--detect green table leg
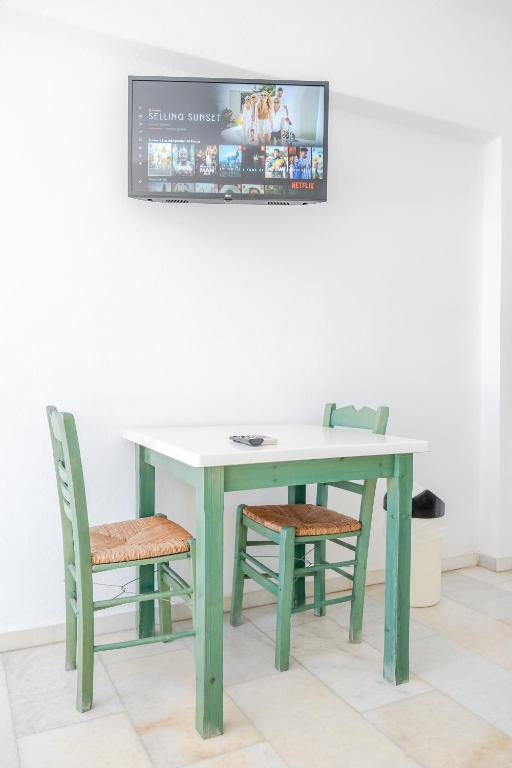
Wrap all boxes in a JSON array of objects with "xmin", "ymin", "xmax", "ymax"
[
  {"xmin": 289, "ymin": 484, "xmax": 306, "ymax": 608},
  {"xmin": 383, "ymin": 453, "xmax": 413, "ymax": 684},
  {"xmin": 135, "ymin": 445, "xmax": 155, "ymax": 638},
  {"xmin": 195, "ymin": 466, "xmax": 224, "ymax": 738}
]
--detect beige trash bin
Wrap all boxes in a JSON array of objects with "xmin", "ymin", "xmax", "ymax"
[
  {"xmin": 410, "ymin": 516, "xmax": 444, "ymax": 608},
  {"xmin": 383, "ymin": 487, "xmax": 445, "ymax": 608}
]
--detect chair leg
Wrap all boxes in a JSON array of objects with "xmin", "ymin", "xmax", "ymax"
[
  {"xmin": 289, "ymin": 485, "xmax": 306, "ymax": 609},
  {"xmin": 313, "ymin": 541, "xmax": 326, "ymax": 617},
  {"xmin": 158, "ymin": 563, "xmax": 172, "ymax": 639},
  {"xmin": 349, "ymin": 480, "xmax": 377, "ymax": 643},
  {"xmin": 65, "ymin": 570, "xmax": 77, "ymax": 670},
  {"xmin": 76, "ymin": 590, "xmax": 94, "ymax": 712},
  {"xmin": 275, "ymin": 526, "xmax": 295, "ymax": 672},
  {"xmin": 190, "ymin": 539, "xmax": 196, "ymax": 628},
  {"xmin": 230, "ymin": 505, "xmax": 248, "ymax": 627}
]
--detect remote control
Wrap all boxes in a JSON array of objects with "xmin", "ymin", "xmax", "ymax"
[
  {"xmin": 230, "ymin": 435, "xmax": 277, "ymax": 447},
  {"xmin": 230, "ymin": 435, "xmax": 264, "ymax": 446}
]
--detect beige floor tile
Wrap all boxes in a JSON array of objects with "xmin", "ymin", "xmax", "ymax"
[
  {"xmin": 243, "ymin": 603, "xmax": 316, "ymax": 634},
  {"xmin": 410, "ymin": 597, "xmax": 512, "ymax": 669},
  {"xmin": 97, "ymin": 628, "xmax": 186, "ymax": 666},
  {"xmin": 17, "ymin": 712, "xmax": 151, "ymax": 768},
  {"xmin": 4, "ymin": 642, "xmax": 123, "ymax": 737},
  {"xmin": 182, "ymin": 616, "xmax": 280, "ymax": 687},
  {"xmin": 268, "ymin": 615, "xmax": 349, "ymax": 652},
  {"xmin": 311, "ymin": 593, "xmax": 436, "ymax": 652},
  {"xmin": 186, "ymin": 742, "xmax": 288, "ymax": 768},
  {"xmin": 441, "ymin": 572, "xmax": 512, "ymax": 620},
  {"xmin": 284, "ymin": 618, "xmax": 430, "ymax": 711},
  {"xmin": 366, "ymin": 583, "xmax": 386, "ymax": 599},
  {"xmin": 106, "ymin": 649, "xmax": 262, "ymax": 768},
  {"xmin": 411, "ymin": 633, "xmax": 512, "ymax": 736},
  {"xmin": 0, "ymin": 681, "xmax": 19, "ymax": 768},
  {"xmin": 462, "ymin": 566, "xmax": 512, "ymax": 586},
  {"xmin": 228, "ymin": 667, "xmax": 419, "ymax": 767},
  {"xmin": 366, "ymin": 690, "xmax": 512, "ymax": 768}
]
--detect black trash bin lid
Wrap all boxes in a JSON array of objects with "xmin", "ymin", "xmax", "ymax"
[{"xmin": 383, "ymin": 489, "xmax": 445, "ymax": 518}]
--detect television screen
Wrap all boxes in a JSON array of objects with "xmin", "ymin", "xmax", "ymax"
[{"xmin": 129, "ymin": 77, "xmax": 328, "ymax": 204}]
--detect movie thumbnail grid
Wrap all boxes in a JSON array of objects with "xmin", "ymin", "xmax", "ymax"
[
  {"xmin": 146, "ymin": 181, "xmax": 287, "ymax": 195},
  {"xmin": 147, "ymin": 141, "xmax": 324, "ymax": 182}
]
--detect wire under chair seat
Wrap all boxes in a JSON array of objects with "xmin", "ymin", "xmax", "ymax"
[{"xmin": 239, "ymin": 540, "xmax": 356, "ymax": 605}]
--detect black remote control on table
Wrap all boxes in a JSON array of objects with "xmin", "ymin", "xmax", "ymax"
[{"xmin": 230, "ymin": 435, "xmax": 265, "ymax": 447}]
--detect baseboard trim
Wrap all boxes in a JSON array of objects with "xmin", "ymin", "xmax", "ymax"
[
  {"xmin": 0, "ymin": 553, "xmax": 479, "ymax": 652},
  {"xmin": 478, "ymin": 554, "xmax": 512, "ymax": 572},
  {"xmin": 442, "ymin": 552, "xmax": 479, "ymax": 571}
]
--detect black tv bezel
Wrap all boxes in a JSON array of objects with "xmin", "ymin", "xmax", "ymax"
[{"xmin": 128, "ymin": 76, "xmax": 329, "ymax": 205}]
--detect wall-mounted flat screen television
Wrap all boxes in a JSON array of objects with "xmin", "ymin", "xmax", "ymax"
[{"xmin": 129, "ymin": 76, "xmax": 328, "ymax": 204}]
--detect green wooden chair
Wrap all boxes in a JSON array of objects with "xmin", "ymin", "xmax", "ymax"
[
  {"xmin": 230, "ymin": 403, "xmax": 389, "ymax": 671},
  {"xmin": 47, "ymin": 406, "xmax": 196, "ymax": 712}
]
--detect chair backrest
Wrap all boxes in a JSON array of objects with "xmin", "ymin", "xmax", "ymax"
[
  {"xmin": 317, "ymin": 403, "xmax": 389, "ymax": 508},
  {"xmin": 323, "ymin": 403, "xmax": 389, "ymax": 435},
  {"xmin": 46, "ymin": 406, "xmax": 92, "ymax": 576}
]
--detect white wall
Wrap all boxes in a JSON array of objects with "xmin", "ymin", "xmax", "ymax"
[{"xmin": 0, "ymin": 9, "xmax": 486, "ymax": 633}]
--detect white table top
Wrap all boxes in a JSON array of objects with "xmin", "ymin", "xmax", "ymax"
[{"xmin": 123, "ymin": 423, "xmax": 429, "ymax": 468}]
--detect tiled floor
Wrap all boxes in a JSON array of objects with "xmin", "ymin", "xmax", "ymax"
[{"xmin": 4, "ymin": 566, "xmax": 512, "ymax": 767}]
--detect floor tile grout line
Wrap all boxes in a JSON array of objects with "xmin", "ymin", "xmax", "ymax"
[
  {"xmin": 8, "ymin": 567, "xmax": 512, "ymax": 765},
  {"xmin": 406, "ymin": 636, "xmax": 512, "ymax": 735},
  {"xmin": 15, "ymin": 708, "xmax": 134, "ymax": 743},
  {"xmin": 220, "ymin": 696, "xmax": 294, "ymax": 768},
  {"xmin": 362, "ymin": 684, "xmax": 512, "ymax": 763},
  {"xmin": 98, "ymin": 652, "xmax": 157, "ymax": 767},
  {"xmin": 100, "ymin": 633, "xmax": 277, "ymax": 768},
  {"xmin": 458, "ymin": 572, "xmax": 512, "ymax": 590},
  {"xmin": 360, "ymin": 690, "xmax": 435, "ymax": 768},
  {"xmin": 438, "ymin": 589, "xmax": 512, "ymax": 618},
  {"xmin": 240, "ymin": 609, "xmax": 435, "ymax": 766},
  {"xmin": 361, "ymin": 588, "xmax": 512, "ymax": 667},
  {"xmin": 360, "ymin": 686, "xmax": 434, "ymax": 717},
  {"xmin": 439, "ymin": 574, "xmax": 512, "ymax": 618},
  {"xmin": 226, "ymin": 646, "xmax": 421, "ymax": 768},
  {"xmin": 5, "ymin": 642, "xmax": 127, "ymax": 741},
  {"xmin": 408, "ymin": 620, "xmax": 512, "ymax": 677},
  {"xmin": 1, "ymin": 655, "xmax": 22, "ymax": 768}
]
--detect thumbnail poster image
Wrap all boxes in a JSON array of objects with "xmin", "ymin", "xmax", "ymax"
[
  {"xmin": 265, "ymin": 184, "xmax": 285, "ymax": 195},
  {"xmin": 219, "ymin": 145, "xmax": 242, "ymax": 177},
  {"xmin": 148, "ymin": 142, "xmax": 173, "ymax": 176},
  {"xmin": 242, "ymin": 184, "xmax": 264, "ymax": 195},
  {"xmin": 265, "ymin": 146, "xmax": 288, "ymax": 179},
  {"xmin": 312, "ymin": 148, "xmax": 324, "ymax": 179},
  {"xmin": 242, "ymin": 146, "xmax": 265, "ymax": 178},
  {"xmin": 172, "ymin": 182, "xmax": 194, "ymax": 192},
  {"xmin": 288, "ymin": 147, "xmax": 312, "ymax": 180},
  {"xmin": 196, "ymin": 145, "xmax": 218, "ymax": 177},
  {"xmin": 148, "ymin": 180, "xmax": 172, "ymax": 192},
  {"xmin": 195, "ymin": 183, "xmax": 218, "ymax": 193},
  {"xmin": 219, "ymin": 184, "xmax": 241, "ymax": 194},
  {"xmin": 172, "ymin": 143, "xmax": 195, "ymax": 176}
]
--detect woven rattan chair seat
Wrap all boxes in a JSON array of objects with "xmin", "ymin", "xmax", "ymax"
[
  {"xmin": 90, "ymin": 516, "xmax": 192, "ymax": 565},
  {"xmin": 243, "ymin": 504, "xmax": 361, "ymax": 538}
]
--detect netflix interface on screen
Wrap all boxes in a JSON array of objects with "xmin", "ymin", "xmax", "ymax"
[{"xmin": 130, "ymin": 79, "xmax": 327, "ymax": 200}]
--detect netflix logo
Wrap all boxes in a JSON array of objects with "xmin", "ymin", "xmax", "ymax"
[{"xmin": 291, "ymin": 181, "xmax": 315, "ymax": 190}]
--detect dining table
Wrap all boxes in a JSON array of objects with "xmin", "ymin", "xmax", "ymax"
[{"xmin": 123, "ymin": 422, "xmax": 428, "ymax": 738}]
